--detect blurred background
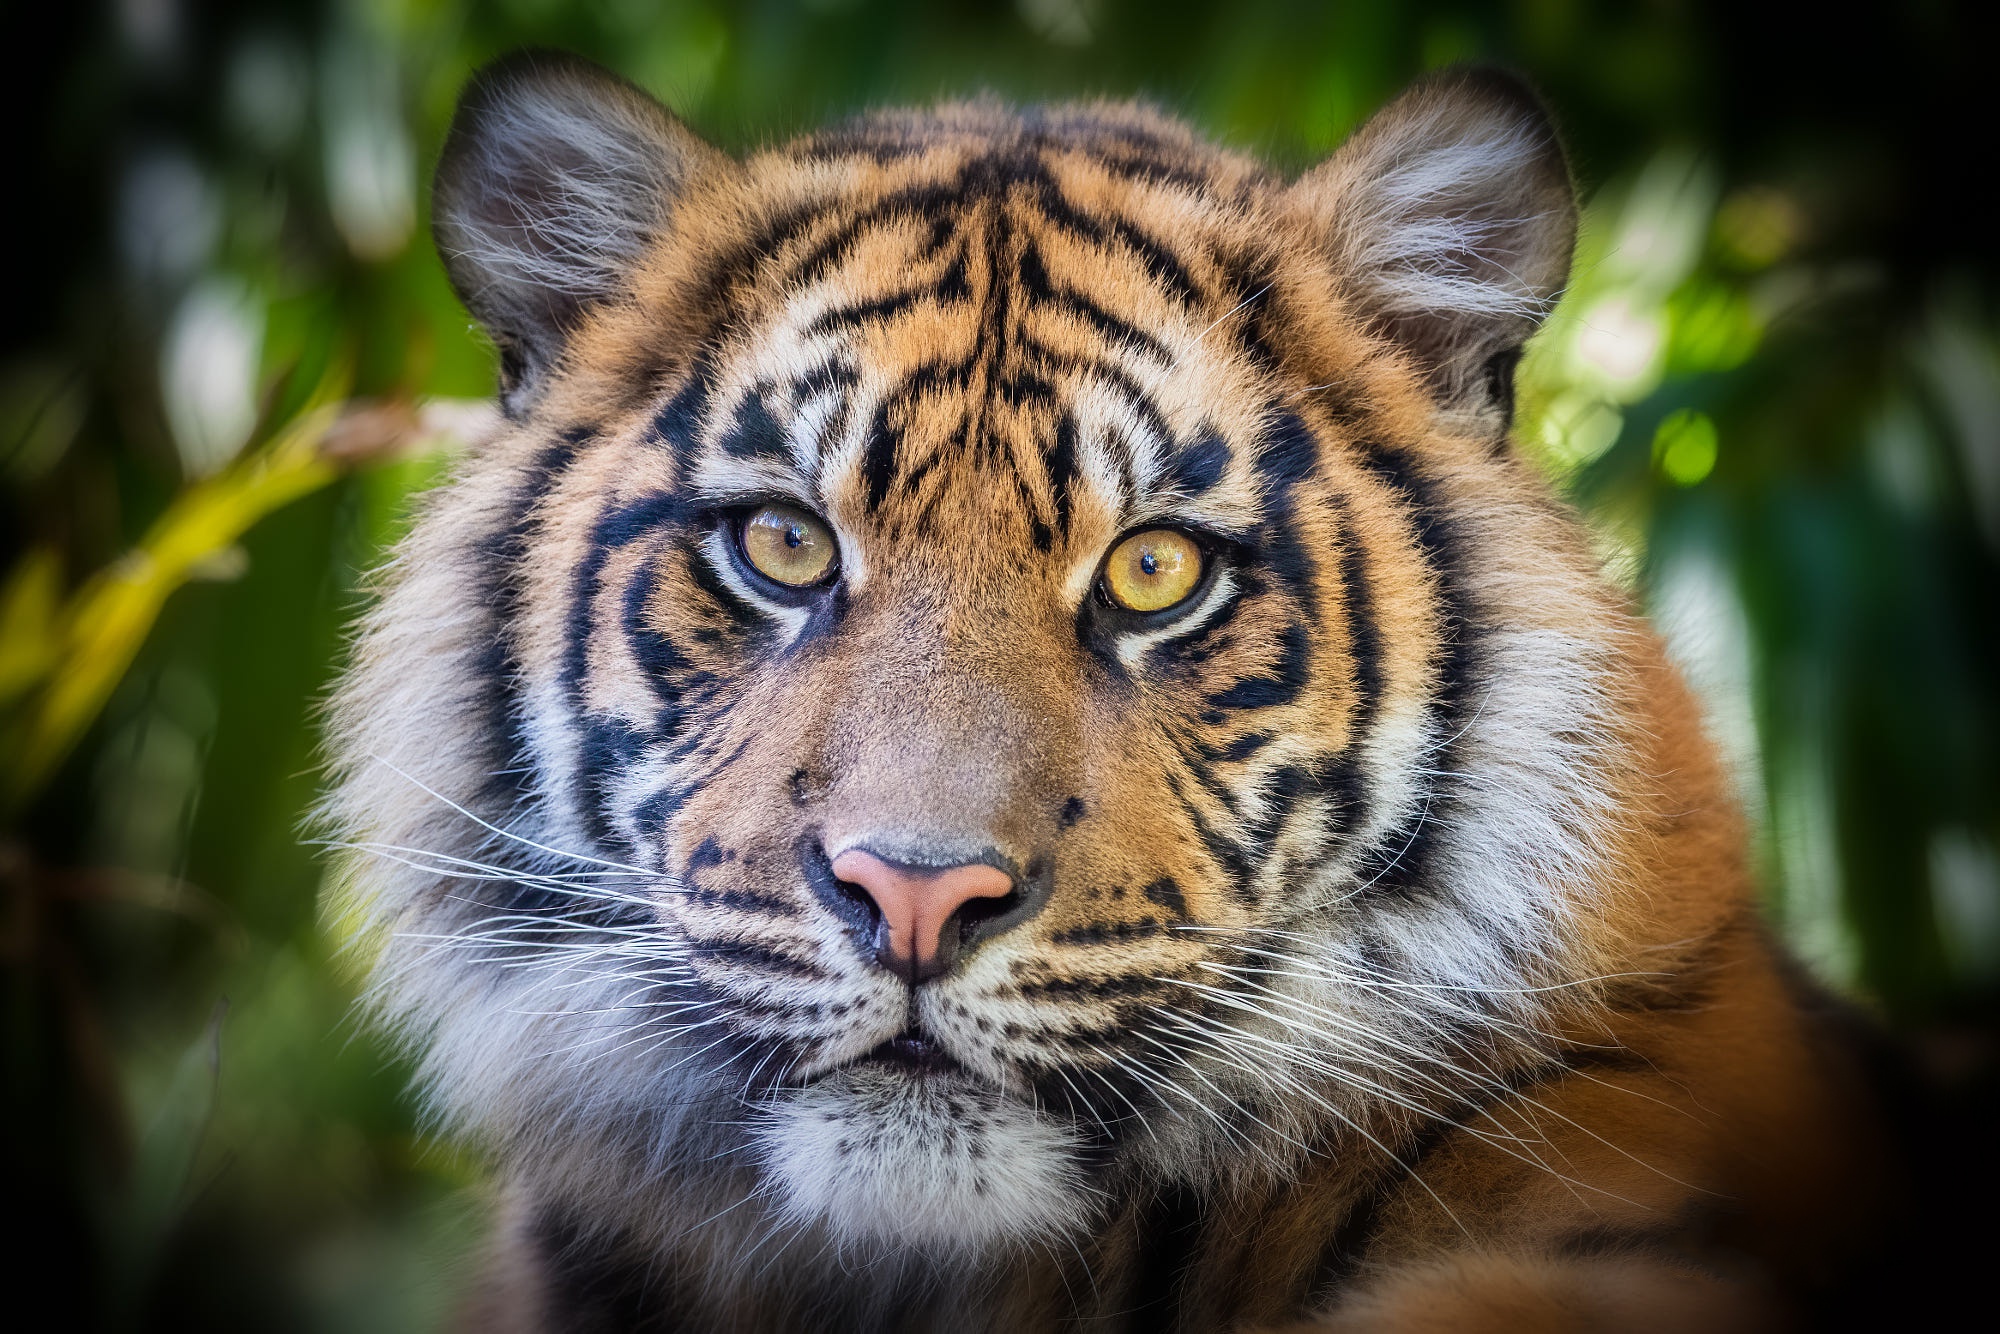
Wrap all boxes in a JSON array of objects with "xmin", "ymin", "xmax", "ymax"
[{"xmin": 2, "ymin": 0, "xmax": 1992, "ymax": 1327}]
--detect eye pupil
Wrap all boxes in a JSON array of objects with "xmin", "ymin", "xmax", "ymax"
[
  {"xmin": 1140, "ymin": 550, "xmax": 1158, "ymax": 575},
  {"xmin": 785, "ymin": 525, "xmax": 803, "ymax": 548}
]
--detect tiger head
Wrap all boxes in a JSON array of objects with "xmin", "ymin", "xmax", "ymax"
[{"xmin": 326, "ymin": 54, "xmax": 1640, "ymax": 1265}]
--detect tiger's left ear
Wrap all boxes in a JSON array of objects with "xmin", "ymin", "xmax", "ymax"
[
  {"xmin": 1291, "ymin": 67, "xmax": 1577, "ymax": 426},
  {"xmin": 433, "ymin": 51, "xmax": 732, "ymax": 417}
]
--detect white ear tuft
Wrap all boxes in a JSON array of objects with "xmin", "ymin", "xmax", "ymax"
[
  {"xmin": 432, "ymin": 51, "xmax": 726, "ymax": 416},
  {"xmin": 1293, "ymin": 68, "xmax": 1577, "ymax": 423}
]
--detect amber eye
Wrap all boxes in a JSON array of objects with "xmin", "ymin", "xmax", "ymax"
[
  {"xmin": 738, "ymin": 504, "xmax": 838, "ymax": 587},
  {"xmin": 1100, "ymin": 528, "xmax": 1205, "ymax": 613}
]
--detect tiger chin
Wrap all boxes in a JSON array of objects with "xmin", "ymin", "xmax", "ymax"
[{"xmin": 323, "ymin": 50, "xmax": 1897, "ymax": 1333}]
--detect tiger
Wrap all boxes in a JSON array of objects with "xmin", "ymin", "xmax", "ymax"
[{"xmin": 321, "ymin": 51, "xmax": 1897, "ymax": 1332}]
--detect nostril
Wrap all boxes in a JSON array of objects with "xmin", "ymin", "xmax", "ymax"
[
  {"xmin": 802, "ymin": 839, "xmax": 885, "ymax": 943},
  {"xmin": 832, "ymin": 870, "xmax": 879, "ymax": 917},
  {"xmin": 951, "ymin": 886, "xmax": 1021, "ymax": 933}
]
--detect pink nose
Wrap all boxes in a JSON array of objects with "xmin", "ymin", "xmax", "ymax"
[{"xmin": 829, "ymin": 849, "xmax": 1016, "ymax": 984}]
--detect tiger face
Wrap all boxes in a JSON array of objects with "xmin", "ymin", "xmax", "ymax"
[{"xmin": 328, "ymin": 55, "xmax": 1616, "ymax": 1266}]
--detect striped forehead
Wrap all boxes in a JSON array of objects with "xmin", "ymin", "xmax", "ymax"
[{"xmin": 674, "ymin": 146, "xmax": 1284, "ymax": 547}]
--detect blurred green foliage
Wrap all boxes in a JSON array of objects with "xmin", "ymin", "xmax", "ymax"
[{"xmin": 3, "ymin": 1, "xmax": 1993, "ymax": 1327}]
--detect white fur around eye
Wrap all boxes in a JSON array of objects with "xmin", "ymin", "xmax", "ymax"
[
  {"xmin": 698, "ymin": 526, "xmax": 812, "ymax": 642},
  {"xmin": 1113, "ymin": 566, "xmax": 1239, "ymax": 669}
]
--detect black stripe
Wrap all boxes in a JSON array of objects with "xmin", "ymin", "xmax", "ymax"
[
  {"xmin": 1331, "ymin": 493, "xmax": 1386, "ymax": 744},
  {"xmin": 782, "ymin": 198, "xmax": 930, "ymax": 288},
  {"xmin": 666, "ymin": 143, "xmax": 1205, "ymax": 416},
  {"xmin": 1013, "ymin": 972, "xmax": 1172, "ymax": 1002},
  {"xmin": 1166, "ymin": 430, "xmax": 1231, "ymax": 497},
  {"xmin": 615, "ymin": 552, "xmax": 732, "ymax": 843},
  {"xmin": 1321, "ymin": 489, "xmax": 1385, "ymax": 840},
  {"xmin": 470, "ymin": 432, "xmax": 588, "ymax": 809},
  {"xmin": 1346, "ymin": 442, "xmax": 1482, "ymax": 900},
  {"xmin": 684, "ymin": 937, "xmax": 827, "ymax": 980},
  {"xmin": 1255, "ymin": 410, "xmax": 1319, "ymax": 489},
  {"xmin": 1311, "ymin": 754, "xmax": 1367, "ymax": 846},
  {"xmin": 798, "ymin": 110, "xmax": 1226, "ymax": 201},
  {"xmin": 777, "ymin": 145, "xmax": 1200, "ymax": 309},
  {"xmin": 1484, "ymin": 346, "xmax": 1523, "ymax": 429},
  {"xmin": 628, "ymin": 782, "xmax": 684, "ymax": 846},
  {"xmin": 1165, "ymin": 767, "xmax": 1255, "ymax": 903},
  {"xmin": 701, "ymin": 994, "xmax": 831, "ymax": 1028},
  {"xmin": 1306, "ymin": 1173, "xmax": 1394, "ymax": 1299},
  {"xmin": 649, "ymin": 371, "xmax": 711, "ymax": 457},
  {"xmin": 1242, "ymin": 761, "xmax": 1323, "ymax": 863},
  {"xmin": 1050, "ymin": 920, "xmax": 1166, "ymax": 946},
  {"xmin": 802, "ymin": 284, "xmax": 932, "ymax": 337},
  {"xmin": 793, "ymin": 356, "xmax": 859, "ymax": 402},
  {"xmin": 1310, "ymin": 1039, "xmax": 1630, "ymax": 1301},
  {"xmin": 1306, "ymin": 1074, "xmax": 1501, "ymax": 1299},
  {"xmin": 563, "ymin": 492, "xmax": 698, "ymax": 702},
  {"xmin": 619, "ymin": 550, "xmax": 698, "ymax": 683},
  {"xmin": 1233, "ymin": 300, "xmax": 1287, "ymax": 379},
  {"xmin": 1056, "ymin": 286, "xmax": 1175, "ymax": 362},
  {"xmin": 935, "ymin": 247, "xmax": 971, "ymax": 301},
  {"xmin": 891, "ymin": 342, "xmax": 984, "ymax": 399},
  {"xmin": 572, "ymin": 717, "xmax": 651, "ymax": 857},
  {"xmin": 714, "ymin": 390, "xmax": 790, "ymax": 461},
  {"xmin": 1085, "ymin": 147, "xmax": 1227, "ymax": 195},
  {"xmin": 1142, "ymin": 876, "xmax": 1190, "ymax": 917},
  {"xmin": 1235, "ymin": 413, "xmax": 1326, "ymax": 628},
  {"xmin": 684, "ymin": 886, "xmax": 801, "ymax": 917},
  {"xmin": 860, "ymin": 404, "xmax": 898, "ymax": 511},
  {"xmin": 1202, "ymin": 619, "xmax": 1310, "ymax": 717},
  {"xmin": 1016, "ymin": 241, "xmax": 1175, "ymax": 363},
  {"xmin": 662, "ymin": 195, "xmax": 826, "ymax": 349},
  {"xmin": 1024, "ymin": 175, "xmax": 1204, "ymax": 307},
  {"xmin": 777, "ymin": 177, "xmax": 989, "ymax": 288},
  {"xmin": 997, "ymin": 366, "xmax": 1059, "ymax": 410},
  {"xmin": 1170, "ymin": 722, "xmax": 1245, "ymax": 824},
  {"xmin": 897, "ymin": 449, "xmax": 937, "ymax": 501},
  {"xmin": 1205, "ymin": 730, "xmax": 1273, "ymax": 764},
  {"xmin": 1046, "ymin": 412, "xmax": 1079, "ymax": 539},
  {"xmin": 680, "ymin": 531, "xmax": 763, "ymax": 630}
]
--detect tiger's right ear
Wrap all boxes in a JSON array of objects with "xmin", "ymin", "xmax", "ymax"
[
  {"xmin": 1289, "ymin": 68, "xmax": 1576, "ymax": 429},
  {"xmin": 432, "ymin": 52, "xmax": 729, "ymax": 417}
]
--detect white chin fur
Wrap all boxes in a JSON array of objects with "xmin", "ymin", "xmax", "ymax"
[{"xmin": 755, "ymin": 1068, "xmax": 1092, "ymax": 1255}]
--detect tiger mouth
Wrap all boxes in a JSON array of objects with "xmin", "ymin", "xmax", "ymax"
[{"xmin": 854, "ymin": 1030, "xmax": 965, "ymax": 1077}]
